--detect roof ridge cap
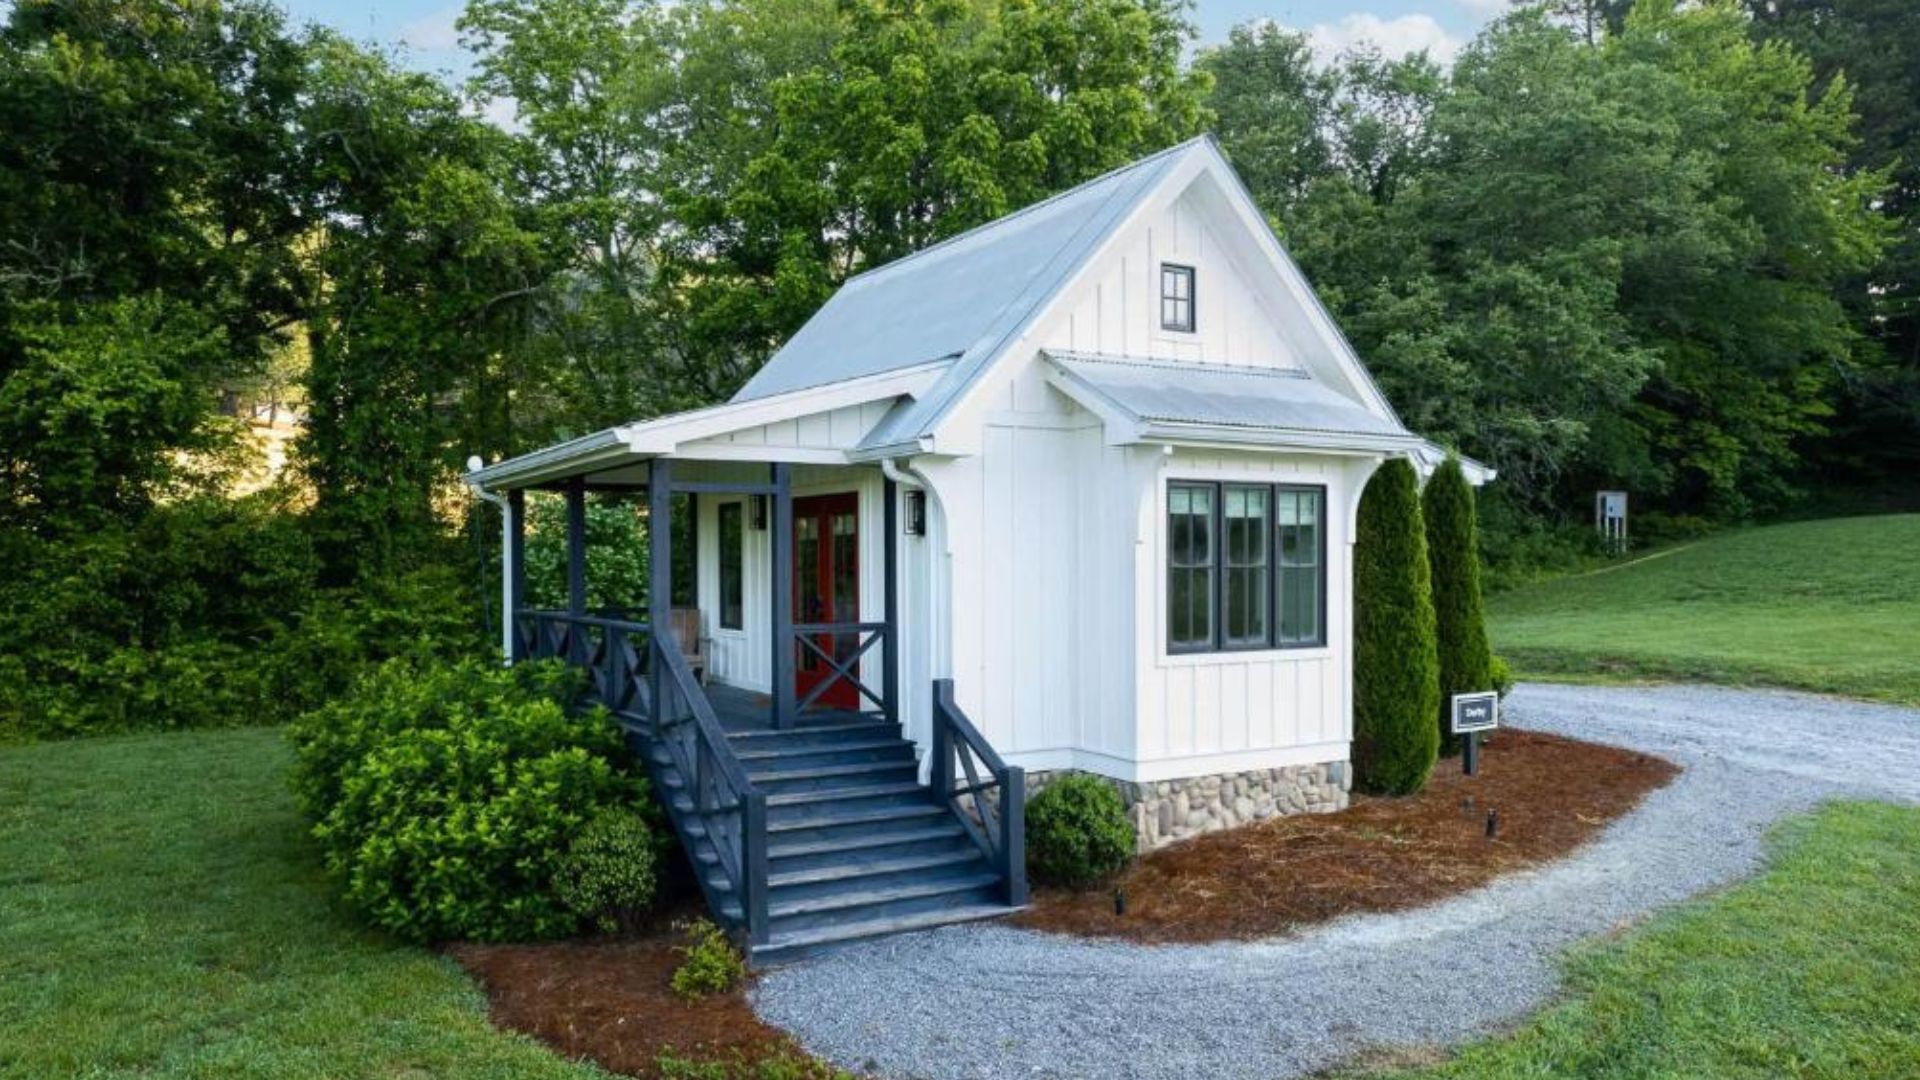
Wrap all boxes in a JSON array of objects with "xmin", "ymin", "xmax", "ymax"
[{"xmin": 840, "ymin": 136, "xmax": 1211, "ymax": 289}]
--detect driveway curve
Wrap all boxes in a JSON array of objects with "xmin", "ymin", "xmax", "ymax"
[{"xmin": 752, "ymin": 684, "xmax": 1920, "ymax": 1080}]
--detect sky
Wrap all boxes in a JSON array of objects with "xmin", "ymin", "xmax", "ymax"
[{"xmin": 275, "ymin": 0, "xmax": 1510, "ymax": 92}]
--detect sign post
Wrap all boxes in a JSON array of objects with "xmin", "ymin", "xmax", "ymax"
[{"xmin": 1450, "ymin": 691, "xmax": 1499, "ymax": 776}]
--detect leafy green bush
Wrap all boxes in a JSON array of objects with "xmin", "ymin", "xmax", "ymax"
[
  {"xmin": 522, "ymin": 494, "xmax": 650, "ymax": 612},
  {"xmin": 670, "ymin": 917, "xmax": 746, "ymax": 1000},
  {"xmin": 1491, "ymin": 654, "xmax": 1516, "ymax": 698},
  {"xmin": 1353, "ymin": 459, "xmax": 1440, "ymax": 795},
  {"xmin": 556, "ymin": 808, "xmax": 660, "ymax": 934},
  {"xmin": 1025, "ymin": 774, "xmax": 1136, "ymax": 889},
  {"xmin": 1423, "ymin": 458, "xmax": 1496, "ymax": 757},
  {"xmin": 289, "ymin": 657, "xmax": 644, "ymax": 942}
]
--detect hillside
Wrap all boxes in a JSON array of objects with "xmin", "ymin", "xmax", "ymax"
[{"xmin": 1490, "ymin": 515, "xmax": 1920, "ymax": 705}]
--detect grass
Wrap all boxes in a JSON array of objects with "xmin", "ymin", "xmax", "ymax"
[
  {"xmin": 1490, "ymin": 514, "xmax": 1920, "ymax": 704},
  {"xmin": 0, "ymin": 725, "xmax": 608, "ymax": 1079},
  {"xmin": 1366, "ymin": 801, "xmax": 1920, "ymax": 1078}
]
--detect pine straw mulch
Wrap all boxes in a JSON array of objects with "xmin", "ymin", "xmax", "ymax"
[
  {"xmin": 449, "ymin": 903, "xmax": 838, "ymax": 1080},
  {"xmin": 1013, "ymin": 729, "xmax": 1678, "ymax": 944}
]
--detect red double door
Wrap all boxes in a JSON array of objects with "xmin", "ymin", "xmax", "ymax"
[{"xmin": 792, "ymin": 493, "xmax": 860, "ymax": 711}]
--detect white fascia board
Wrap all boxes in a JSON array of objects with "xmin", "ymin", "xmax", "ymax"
[
  {"xmin": 1139, "ymin": 422, "xmax": 1429, "ymax": 455},
  {"xmin": 465, "ymin": 428, "xmax": 634, "ymax": 491},
  {"xmin": 622, "ymin": 359, "xmax": 951, "ymax": 454}
]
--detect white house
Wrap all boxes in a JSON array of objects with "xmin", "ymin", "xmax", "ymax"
[{"xmin": 465, "ymin": 135, "xmax": 1483, "ymax": 959}]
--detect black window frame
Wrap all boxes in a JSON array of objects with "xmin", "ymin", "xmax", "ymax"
[
  {"xmin": 1160, "ymin": 263, "xmax": 1196, "ymax": 333},
  {"xmin": 717, "ymin": 500, "xmax": 744, "ymax": 631},
  {"xmin": 1164, "ymin": 480, "xmax": 1327, "ymax": 655}
]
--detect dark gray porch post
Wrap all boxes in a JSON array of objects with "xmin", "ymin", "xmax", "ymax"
[
  {"xmin": 507, "ymin": 488, "xmax": 527, "ymax": 661},
  {"xmin": 565, "ymin": 476, "xmax": 588, "ymax": 617},
  {"xmin": 770, "ymin": 462, "xmax": 795, "ymax": 729},
  {"xmin": 649, "ymin": 458, "xmax": 672, "ymax": 719},
  {"xmin": 883, "ymin": 475, "xmax": 899, "ymax": 723}
]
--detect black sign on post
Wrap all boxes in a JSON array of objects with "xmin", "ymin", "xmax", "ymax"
[{"xmin": 1451, "ymin": 691, "xmax": 1499, "ymax": 776}]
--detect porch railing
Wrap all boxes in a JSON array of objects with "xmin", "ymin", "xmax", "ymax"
[
  {"xmin": 930, "ymin": 678, "xmax": 1028, "ymax": 906},
  {"xmin": 517, "ymin": 609, "xmax": 769, "ymax": 945},
  {"xmin": 789, "ymin": 621, "xmax": 895, "ymax": 719}
]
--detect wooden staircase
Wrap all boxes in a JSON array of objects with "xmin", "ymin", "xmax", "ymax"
[
  {"xmin": 652, "ymin": 718, "xmax": 1022, "ymax": 964},
  {"xmin": 519, "ymin": 610, "xmax": 1026, "ymax": 966}
]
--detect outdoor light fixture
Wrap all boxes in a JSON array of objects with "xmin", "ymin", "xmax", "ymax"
[
  {"xmin": 904, "ymin": 489, "xmax": 927, "ymax": 536},
  {"xmin": 751, "ymin": 494, "xmax": 768, "ymax": 531}
]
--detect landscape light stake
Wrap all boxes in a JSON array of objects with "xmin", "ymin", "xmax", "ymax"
[
  {"xmin": 1114, "ymin": 889, "xmax": 1128, "ymax": 917},
  {"xmin": 1461, "ymin": 795, "xmax": 1475, "ymax": 816},
  {"xmin": 1486, "ymin": 810, "xmax": 1500, "ymax": 839}
]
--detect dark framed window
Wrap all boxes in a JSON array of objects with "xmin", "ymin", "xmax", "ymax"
[
  {"xmin": 1160, "ymin": 263, "xmax": 1195, "ymax": 332},
  {"xmin": 1165, "ymin": 481, "xmax": 1325, "ymax": 653},
  {"xmin": 718, "ymin": 501, "xmax": 744, "ymax": 630}
]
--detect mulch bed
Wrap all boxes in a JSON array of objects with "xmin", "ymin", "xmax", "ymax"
[
  {"xmin": 1014, "ymin": 730, "xmax": 1678, "ymax": 944},
  {"xmin": 449, "ymin": 904, "xmax": 832, "ymax": 1079}
]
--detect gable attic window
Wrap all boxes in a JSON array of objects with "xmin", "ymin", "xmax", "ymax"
[{"xmin": 1160, "ymin": 263, "xmax": 1195, "ymax": 332}]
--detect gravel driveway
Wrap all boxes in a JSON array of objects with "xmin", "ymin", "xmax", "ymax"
[{"xmin": 752, "ymin": 683, "xmax": 1920, "ymax": 1080}]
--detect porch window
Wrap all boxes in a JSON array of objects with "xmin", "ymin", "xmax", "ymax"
[
  {"xmin": 1166, "ymin": 481, "xmax": 1326, "ymax": 653},
  {"xmin": 718, "ymin": 501, "xmax": 744, "ymax": 630},
  {"xmin": 1160, "ymin": 263, "xmax": 1195, "ymax": 332}
]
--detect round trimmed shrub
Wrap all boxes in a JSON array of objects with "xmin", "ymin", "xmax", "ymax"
[
  {"xmin": 556, "ymin": 808, "xmax": 660, "ymax": 934},
  {"xmin": 1025, "ymin": 774, "xmax": 1135, "ymax": 889},
  {"xmin": 1422, "ymin": 456, "xmax": 1495, "ymax": 757},
  {"xmin": 289, "ymin": 657, "xmax": 646, "ymax": 943},
  {"xmin": 1353, "ymin": 458, "xmax": 1440, "ymax": 795}
]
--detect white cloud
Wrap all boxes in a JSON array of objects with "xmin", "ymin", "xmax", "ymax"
[
  {"xmin": 477, "ymin": 96, "xmax": 524, "ymax": 134},
  {"xmin": 1454, "ymin": 0, "xmax": 1510, "ymax": 14},
  {"xmin": 398, "ymin": 6, "xmax": 463, "ymax": 52},
  {"xmin": 1297, "ymin": 12, "xmax": 1465, "ymax": 66}
]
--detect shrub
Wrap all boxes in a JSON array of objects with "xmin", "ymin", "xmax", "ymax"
[
  {"xmin": 670, "ymin": 917, "xmax": 746, "ymax": 1000},
  {"xmin": 1491, "ymin": 654, "xmax": 1516, "ymax": 698},
  {"xmin": 1025, "ymin": 774, "xmax": 1135, "ymax": 889},
  {"xmin": 1353, "ymin": 459, "xmax": 1440, "ymax": 795},
  {"xmin": 1423, "ymin": 457, "xmax": 1496, "ymax": 757},
  {"xmin": 556, "ymin": 808, "xmax": 661, "ymax": 934},
  {"xmin": 290, "ymin": 657, "xmax": 642, "ymax": 942}
]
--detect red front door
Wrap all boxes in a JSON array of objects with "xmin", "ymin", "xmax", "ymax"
[{"xmin": 793, "ymin": 493, "xmax": 860, "ymax": 711}]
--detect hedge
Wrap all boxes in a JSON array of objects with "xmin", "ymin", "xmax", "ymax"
[
  {"xmin": 1423, "ymin": 456, "xmax": 1496, "ymax": 757},
  {"xmin": 1352, "ymin": 458, "xmax": 1440, "ymax": 795}
]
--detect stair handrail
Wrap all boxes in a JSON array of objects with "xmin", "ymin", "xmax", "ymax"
[
  {"xmin": 514, "ymin": 608, "xmax": 769, "ymax": 946},
  {"xmin": 930, "ymin": 678, "xmax": 1028, "ymax": 906}
]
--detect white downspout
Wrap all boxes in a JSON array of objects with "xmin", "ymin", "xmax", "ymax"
[
  {"xmin": 465, "ymin": 456, "xmax": 514, "ymax": 666},
  {"xmin": 881, "ymin": 456, "xmax": 943, "ymax": 782}
]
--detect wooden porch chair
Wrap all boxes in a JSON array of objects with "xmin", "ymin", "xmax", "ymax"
[{"xmin": 667, "ymin": 607, "xmax": 709, "ymax": 685}]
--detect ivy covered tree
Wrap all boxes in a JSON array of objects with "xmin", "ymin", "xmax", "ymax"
[
  {"xmin": 1422, "ymin": 457, "xmax": 1495, "ymax": 757},
  {"xmin": 1352, "ymin": 458, "xmax": 1440, "ymax": 795}
]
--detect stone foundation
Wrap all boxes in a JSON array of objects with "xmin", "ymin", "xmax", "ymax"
[{"xmin": 1029, "ymin": 760, "xmax": 1351, "ymax": 853}]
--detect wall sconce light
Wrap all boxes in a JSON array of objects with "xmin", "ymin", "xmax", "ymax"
[
  {"xmin": 904, "ymin": 489, "xmax": 927, "ymax": 536},
  {"xmin": 751, "ymin": 494, "xmax": 768, "ymax": 531}
]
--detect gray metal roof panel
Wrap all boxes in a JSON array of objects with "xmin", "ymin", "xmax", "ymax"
[
  {"xmin": 1046, "ymin": 351, "xmax": 1410, "ymax": 438},
  {"xmin": 736, "ymin": 137, "xmax": 1205, "ymax": 407}
]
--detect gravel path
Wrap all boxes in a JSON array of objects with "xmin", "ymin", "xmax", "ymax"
[{"xmin": 752, "ymin": 683, "xmax": 1920, "ymax": 1079}]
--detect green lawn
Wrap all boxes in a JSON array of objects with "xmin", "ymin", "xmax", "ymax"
[
  {"xmin": 1490, "ymin": 514, "xmax": 1920, "ymax": 704},
  {"xmin": 0, "ymin": 725, "xmax": 606, "ymax": 1079},
  {"xmin": 1370, "ymin": 801, "xmax": 1920, "ymax": 1079}
]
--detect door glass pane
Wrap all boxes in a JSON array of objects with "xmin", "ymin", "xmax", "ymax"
[{"xmin": 795, "ymin": 515, "xmax": 820, "ymax": 668}]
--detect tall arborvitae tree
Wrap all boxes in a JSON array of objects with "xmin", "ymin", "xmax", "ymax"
[
  {"xmin": 1352, "ymin": 458, "xmax": 1441, "ymax": 795},
  {"xmin": 1423, "ymin": 456, "xmax": 1495, "ymax": 757}
]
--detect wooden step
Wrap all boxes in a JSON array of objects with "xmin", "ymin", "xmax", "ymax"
[
  {"xmin": 752, "ymin": 903, "xmax": 1021, "ymax": 966},
  {"xmin": 765, "ymin": 781, "xmax": 927, "ymax": 808},
  {"xmin": 769, "ymin": 849, "xmax": 985, "ymax": 889}
]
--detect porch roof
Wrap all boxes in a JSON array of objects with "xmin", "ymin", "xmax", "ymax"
[{"xmin": 464, "ymin": 360, "xmax": 950, "ymax": 492}]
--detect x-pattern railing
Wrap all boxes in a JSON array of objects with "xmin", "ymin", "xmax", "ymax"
[
  {"xmin": 790, "ymin": 621, "xmax": 890, "ymax": 714},
  {"xmin": 931, "ymin": 678, "xmax": 1028, "ymax": 906}
]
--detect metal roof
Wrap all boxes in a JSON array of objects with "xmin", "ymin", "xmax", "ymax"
[
  {"xmin": 1044, "ymin": 351, "xmax": 1412, "ymax": 440},
  {"xmin": 732, "ymin": 137, "xmax": 1204, "ymax": 407}
]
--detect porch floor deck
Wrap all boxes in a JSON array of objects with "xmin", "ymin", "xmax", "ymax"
[{"xmin": 703, "ymin": 681, "xmax": 882, "ymax": 734}]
